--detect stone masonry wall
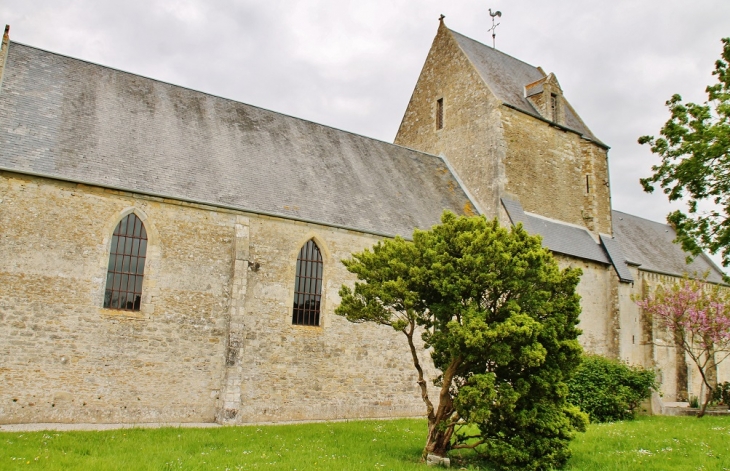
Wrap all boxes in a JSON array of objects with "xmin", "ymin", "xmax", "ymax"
[
  {"xmin": 501, "ymin": 107, "xmax": 612, "ymax": 235},
  {"xmin": 0, "ymin": 172, "xmax": 435, "ymax": 424},
  {"xmin": 618, "ymin": 269, "xmax": 730, "ymax": 402},
  {"xmin": 0, "ymin": 172, "xmax": 232, "ymax": 423},
  {"xmin": 554, "ymin": 255, "xmax": 618, "ymax": 357},
  {"xmin": 394, "ymin": 21, "xmax": 505, "ymax": 220},
  {"xmin": 235, "ymin": 217, "xmax": 434, "ymax": 423},
  {"xmin": 394, "ymin": 23, "xmax": 611, "ymax": 236}
]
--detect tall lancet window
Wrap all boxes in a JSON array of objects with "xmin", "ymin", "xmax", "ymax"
[
  {"xmin": 292, "ymin": 239, "xmax": 323, "ymax": 326},
  {"xmin": 104, "ymin": 213, "xmax": 147, "ymax": 311}
]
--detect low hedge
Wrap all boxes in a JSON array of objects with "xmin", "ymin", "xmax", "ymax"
[{"xmin": 567, "ymin": 354, "xmax": 656, "ymax": 423}]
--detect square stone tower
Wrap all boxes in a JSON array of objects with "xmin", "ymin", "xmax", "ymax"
[{"xmin": 395, "ymin": 19, "xmax": 612, "ymax": 236}]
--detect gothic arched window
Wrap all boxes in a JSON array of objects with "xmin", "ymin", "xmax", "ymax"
[
  {"xmin": 292, "ymin": 239, "xmax": 323, "ymax": 326},
  {"xmin": 103, "ymin": 213, "xmax": 147, "ymax": 311}
]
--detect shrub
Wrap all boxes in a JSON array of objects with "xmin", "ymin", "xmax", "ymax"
[
  {"xmin": 712, "ymin": 382, "xmax": 730, "ymax": 409},
  {"xmin": 567, "ymin": 355, "xmax": 656, "ymax": 422}
]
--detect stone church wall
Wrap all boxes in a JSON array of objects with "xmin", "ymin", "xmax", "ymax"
[
  {"xmin": 554, "ymin": 255, "xmax": 618, "ymax": 358},
  {"xmin": 0, "ymin": 172, "xmax": 434, "ymax": 424},
  {"xmin": 500, "ymin": 107, "xmax": 612, "ymax": 235},
  {"xmin": 616, "ymin": 268, "xmax": 730, "ymax": 403},
  {"xmin": 235, "ymin": 217, "xmax": 433, "ymax": 423},
  {"xmin": 0, "ymin": 172, "xmax": 232, "ymax": 423}
]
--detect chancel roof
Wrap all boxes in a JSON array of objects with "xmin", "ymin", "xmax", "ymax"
[
  {"xmin": 0, "ymin": 43, "xmax": 475, "ymax": 238},
  {"xmin": 449, "ymin": 29, "xmax": 601, "ymax": 144},
  {"xmin": 501, "ymin": 198, "xmax": 609, "ymax": 265},
  {"xmin": 612, "ymin": 211, "xmax": 725, "ymax": 283}
]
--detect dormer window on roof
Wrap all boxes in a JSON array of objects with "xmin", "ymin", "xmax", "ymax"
[{"xmin": 524, "ymin": 73, "xmax": 564, "ymax": 125}]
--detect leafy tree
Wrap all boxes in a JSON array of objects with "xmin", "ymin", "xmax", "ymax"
[
  {"xmin": 639, "ymin": 38, "xmax": 730, "ymax": 268},
  {"xmin": 335, "ymin": 212, "xmax": 588, "ymax": 470},
  {"xmin": 567, "ymin": 355, "xmax": 656, "ymax": 423},
  {"xmin": 637, "ymin": 278, "xmax": 730, "ymax": 417}
]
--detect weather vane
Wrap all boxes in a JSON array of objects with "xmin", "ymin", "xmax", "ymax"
[{"xmin": 488, "ymin": 8, "xmax": 502, "ymax": 49}]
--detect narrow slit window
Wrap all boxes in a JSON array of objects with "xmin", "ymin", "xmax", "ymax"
[
  {"xmin": 551, "ymin": 93, "xmax": 558, "ymax": 122},
  {"xmin": 104, "ymin": 213, "xmax": 147, "ymax": 311},
  {"xmin": 586, "ymin": 175, "xmax": 590, "ymax": 193},
  {"xmin": 436, "ymin": 98, "xmax": 444, "ymax": 130},
  {"xmin": 292, "ymin": 239, "xmax": 323, "ymax": 326}
]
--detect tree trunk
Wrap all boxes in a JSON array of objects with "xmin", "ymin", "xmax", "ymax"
[
  {"xmin": 698, "ymin": 345, "xmax": 718, "ymax": 418},
  {"xmin": 423, "ymin": 417, "xmax": 455, "ymax": 458},
  {"xmin": 698, "ymin": 379, "xmax": 712, "ymax": 418},
  {"xmin": 420, "ymin": 356, "xmax": 461, "ymax": 459},
  {"xmin": 674, "ymin": 330, "xmax": 689, "ymax": 402},
  {"xmin": 706, "ymin": 348, "xmax": 718, "ymax": 403}
]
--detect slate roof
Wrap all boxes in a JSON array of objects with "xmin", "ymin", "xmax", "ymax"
[
  {"xmin": 449, "ymin": 29, "xmax": 601, "ymax": 144},
  {"xmin": 612, "ymin": 210, "xmax": 725, "ymax": 283},
  {"xmin": 502, "ymin": 198, "xmax": 609, "ymax": 264},
  {"xmin": 0, "ymin": 42, "xmax": 475, "ymax": 238},
  {"xmin": 599, "ymin": 234, "xmax": 634, "ymax": 283}
]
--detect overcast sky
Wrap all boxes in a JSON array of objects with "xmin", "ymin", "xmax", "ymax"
[{"xmin": 2, "ymin": 1, "xmax": 729, "ymax": 238}]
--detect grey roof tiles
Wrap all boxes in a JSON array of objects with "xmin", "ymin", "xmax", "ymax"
[
  {"xmin": 450, "ymin": 29, "xmax": 600, "ymax": 143},
  {"xmin": 612, "ymin": 210, "xmax": 725, "ymax": 283},
  {"xmin": 599, "ymin": 234, "xmax": 634, "ymax": 283},
  {"xmin": 0, "ymin": 42, "xmax": 474, "ymax": 238},
  {"xmin": 501, "ymin": 198, "xmax": 609, "ymax": 264}
]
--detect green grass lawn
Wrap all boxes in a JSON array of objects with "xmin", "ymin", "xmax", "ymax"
[
  {"xmin": 564, "ymin": 415, "xmax": 730, "ymax": 471},
  {"xmin": 1, "ymin": 416, "xmax": 729, "ymax": 470}
]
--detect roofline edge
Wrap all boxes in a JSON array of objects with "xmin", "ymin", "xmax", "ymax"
[
  {"xmin": 0, "ymin": 167, "xmax": 417, "ymax": 241},
  {"xmin": 437, "ymin": 154, "xmax": 485, "ymax": 216},
  {"xmin": 501, "ymin": 103, "xmax": 610, "ymax": 150}
]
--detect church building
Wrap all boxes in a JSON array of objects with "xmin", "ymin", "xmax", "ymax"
[{"xmin": 0, "ymin": 20, "xmax": 725, "ymax": 425}]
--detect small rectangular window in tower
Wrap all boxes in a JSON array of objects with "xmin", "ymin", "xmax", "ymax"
[
  {"xmin": 436, "ymin": 98, "xmax": 444, "ymax": 130},
  {"xmin": 551, "ymin": 93, "xmax": 558, "ymax": 122},
  {"xmin": 586, "ymin": 175, "xmax": 590, "ymax": 193}
]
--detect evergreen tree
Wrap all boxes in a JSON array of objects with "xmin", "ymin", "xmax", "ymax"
[{"xmin": 336, "ymin": 212, "xmax": 588, "ymax": 470}]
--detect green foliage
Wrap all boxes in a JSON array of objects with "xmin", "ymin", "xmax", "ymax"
[
  {"xmin": 336, "ymin": 212, "xmax": 588, "ymax": 471},
  {"xmin": 712, "ymin": 381, "xmax": 730, "ymax": 408},
  {"xmin": 639, "ymin": 37, "xmax": 730, "ymax": 268},
  {"xmin": 567, "ymin": 355, "xmax": 656, "ymax": 423}
]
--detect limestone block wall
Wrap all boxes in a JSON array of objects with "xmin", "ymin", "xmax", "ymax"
[
  {"xmin": 394, "ymin": 22, "xmax": 506, "ymax": 219},
  {"xmin": 501, "ymin": 107, "xmax": 611, "ymax": 235},
  {"xmin": 616, "ymin": 267, "xmax": 653, "ymax": 368},
  {"xmin": 555, "ymin": 255, "xmax": 617, "ymax": 357},
  {"xmin": 234, "ymin": 217, "xmax": 435, "ymax": 423},
  {"xmin": 619, "ymin": 269, "xmax": 730, "ymax": 402},
  {"xmin": 0, "ymin": 172, "xmax": 233, "ymax": 423},
  {"xmin": 0, "ymin": 172, "xmax": 436, "ymax": 424}
]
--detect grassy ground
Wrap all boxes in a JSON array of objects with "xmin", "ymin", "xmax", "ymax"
[
  {"xmin": 564, "ymin": 415, "xmax": 730, "ymax": 471},
  {"xmin": 1, "ymin": 416, "xmax": 729, "ymax": 470}
]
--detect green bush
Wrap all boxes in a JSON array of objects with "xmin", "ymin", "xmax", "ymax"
[
  {"xmin": 567, "ymin": 355, "xmax": 656, "ymax": 422},
  {"xmin": 712, "ymin": 381, "xmax": 730, "ymax": 409}
]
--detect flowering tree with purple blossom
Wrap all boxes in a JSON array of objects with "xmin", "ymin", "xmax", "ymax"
[{"xmin": 638, "ymin": 278, "xmax": 730, "ymax": 417}]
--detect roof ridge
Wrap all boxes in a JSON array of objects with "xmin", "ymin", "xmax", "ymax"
[{"xmin": 8, "ymin": 41, "xmax": 448, "ymax": 165}]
